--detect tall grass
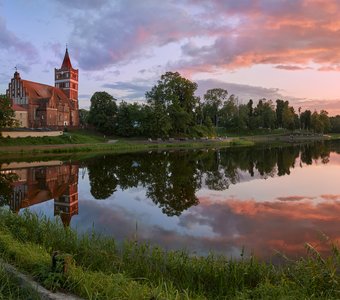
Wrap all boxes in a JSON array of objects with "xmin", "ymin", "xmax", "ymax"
[
  {"xmin": 0, "ymin": 209, "xmax": 339, "ymax": 299},
  {"xmin": 0, "ymin": 264, "xmax": 40, "ymax": 300}
]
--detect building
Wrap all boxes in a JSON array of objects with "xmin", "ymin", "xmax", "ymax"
[
  {"xmin": 1, "ymin": 162, "xmax": 79, "ymax": 227},
  {"xmin": 6, "ymin": 48, "xmax": 79, "ymax": 128}
]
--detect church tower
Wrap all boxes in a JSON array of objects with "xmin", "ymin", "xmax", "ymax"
[{"xmin": 54, "ymin": 47, "xmax": 79, "ymax": 110}]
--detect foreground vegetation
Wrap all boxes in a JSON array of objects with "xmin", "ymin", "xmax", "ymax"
[
  {"xmin": 0, "ymin": 266, "xmax": 39, "ymax": 299},
  {"xmin": 0, "ymin": 209, "xmax": 339, "ymax": 299}
]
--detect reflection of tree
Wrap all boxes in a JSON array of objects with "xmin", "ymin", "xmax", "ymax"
[
  {"xmin": 146, "ymin": 152, "xmax": 199, "ymax": 216},
  {"xmin": 0, "ymin": 170, "xmax": 17, "ymax": 207},
  {"xmin": 86, "ymin": 141, "xmax": 333, "ymax": 215},
  {"xmin": 87, "ymin": 156, "xmax": 118, "ymax": 200}
]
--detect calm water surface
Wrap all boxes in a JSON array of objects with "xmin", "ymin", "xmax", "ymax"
[{"xmin": 1, "ymin": 141, "xmax": 340, "ymax": 260}]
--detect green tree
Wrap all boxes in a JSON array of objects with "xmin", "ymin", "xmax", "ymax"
[
  {"xmin": 146, "ymin": 72, "xmax": 199, "ymax": 135},
  {"xmin": 282, "ymin": 103, "xmax": 295, "ymax": 130},
  {"xmin": 116, "ymin": 101, "xmax": 139, "ymax": 137},
  {"xmin": 262, "ymin": 100, "xmax": 276, "ymax": 129},
  {"xmin": 0, "ymin": 95, "xmax": 17, "ymax": 128},
  {"xmin": 203, "ymin": 88, "xmax": 228, "ymax": 126},
  {"xmin": 319, "ymin": 110, "xmax": 331, "ymax": 133},
  {"xmin": 311, "ymin": 111, "xmax": 323, "ymax": 133},
  {"xmin": 88, "ymin": 92, "xmax": 118, "ymax": 134},
  {"xmin": 79, "ymin": 109, "xmax": 89, "ymax": 128},
  {"xmin": 300, "ymin": 110, "xmax": 312, "ymax": 130},
  {"xmin": 276, "ymin": 99, "xmax": 285, "ymax": 128},
  {"xmin": 219, "ymin": 94, "xmax": 238, "ymax": 129},
  {"xmin": 330, "ymin": 115, "xmax": 340, "ymax": 133}
]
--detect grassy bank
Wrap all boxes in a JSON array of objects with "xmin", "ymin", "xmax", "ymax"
[
  {"xmin": 0, "ymin": 137, "xmax": 254, "ymax": 160},
  {"xmin": 0, "ymin": 129, "xmax": 106, "ymax": 147},
  {"xmin": 1, "ymin": 129, "xmax": 337, "ymax": 159},
  {"xmin": 0, "ymin": 209, "xmax": 339, "ymax": 299},
  {"xmin": 0, "ymin": 265, "xmax": 39, "ymax": 299}
]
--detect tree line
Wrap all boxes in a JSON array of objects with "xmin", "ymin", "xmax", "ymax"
[
  {"xmin": 83, "ymin": 72, "xmax": 333, "ymax": 137},
  {"xmin": 0, "ymin": 71, "xmax": 338, "ymax": 135}
]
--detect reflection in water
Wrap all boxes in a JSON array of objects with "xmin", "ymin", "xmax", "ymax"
[
  {"xmin": 85, "ymin": 141, "xmax": 331, "ymax": 215},
  {"xmin": 0, "ymin": 141, "xmax": 339, "ymax": 259},
  {"xmin": 0, "ymin": 162, "xmax": 79, "ymax": 226}
]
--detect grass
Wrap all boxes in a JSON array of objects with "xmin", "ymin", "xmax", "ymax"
[
  {"xmin": 0, "ymin": 264, "xmax": 40, "ymax": 300},
  {"xmin": 0, "ymin": 135, "xmax": 254, "ymax": 159},
  {"xmin": 0, "ymin": 209, "xmax": 340, "ymax": 299}
]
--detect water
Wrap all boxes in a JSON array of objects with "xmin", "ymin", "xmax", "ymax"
[{"xmin": 1, "ymin": 141, "xmax": 340, "ymax": 260}]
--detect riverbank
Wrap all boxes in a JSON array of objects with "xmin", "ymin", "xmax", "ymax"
[
  {"xmin": 0, "ymin": 137, "xmax": 253, "ymax": 160},
  {"xmin": 0, "ymin": 209, "xmax": 339, "ymax": 299},
  {"xmin": 0, "ymin": 129, "xmax": 336, "ymax": 159}
]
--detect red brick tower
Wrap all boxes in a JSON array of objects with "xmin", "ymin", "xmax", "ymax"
[{"xmin": 54, "ymin": 47, "xmax": 79, "ymax": 126}]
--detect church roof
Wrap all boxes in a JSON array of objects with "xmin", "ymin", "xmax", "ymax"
[
  {"xmin": 12, "ymin": 104, "xmax": 27, "ymax": 111},
  {"xmin": 21, "ymin": 80, "xmax": 75, "ymax": 109},
  {"xmin": 61, "ymin": 48, "xmax": 73, "ymax": 69}
]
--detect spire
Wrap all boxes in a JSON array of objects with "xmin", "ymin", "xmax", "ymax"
[
  {"xmin": 61, "ymin": 46, "xmax": 73, "ymax": 69},
  {"xmin": 14, "ymin": 65, "xmax": 20, "ymax": 79}
]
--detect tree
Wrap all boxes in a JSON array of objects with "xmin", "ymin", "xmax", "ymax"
[
  {"xmin": 282, "ymin": 103, "xmax": 295, "ymax": 130},
  {"xmin": 88, "ymin": 92, "xmax": 117, "ymax": 134},
  {"xmin": 276, "ymin": 99, "xmax": 285, "ymax": 128},
  {"xmin": 300, "ymin": 110, "xmax": 311, "ymax": 130},
  {"xmin": 146, "ymin": 72, "xmax": 199, "ymax": 135},
  {"xmin": 319, "ymin": 110, "xmax": 331, "ymax": 133},
  {"xmin": 262, "ymin": 100, "xmax": 276, "ymax": 129},
  {"xmin": 0, "ymin": 95, "xmax": 17, "ymax": 128},
  {"xmin": 311, "ymin": 111, "xmax": 323, "ymax": 133},
  {"xmin": 79, "ymin": 109, "xmax": 89, "ymax": 128},
  {"xmin": 203, "ymin": 88, "xmax": 228, "ymax": 126},
  {"xmin": 330, "ymin": 115, "xmax": 340, "ymax": 133},
  {"xmin": 219, "ymin": 94, "xmax": 238, "ymax": 129}
]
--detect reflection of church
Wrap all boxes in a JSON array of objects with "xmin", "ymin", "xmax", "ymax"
[{"xmin": 2, "ymin": 162, "xmax": 79, "ymax": 226}]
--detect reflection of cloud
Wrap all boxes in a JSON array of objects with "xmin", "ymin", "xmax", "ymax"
[
  {"xmin": 180, "ymin": 196, "xmax": 340, "ymax": 259},
  {"xmin": 321, "ymin": 194, "xmax": 340, "ymax": 200},
  {"xmin": 276, "ymin": 195, "xmax": 315, "ymax": 202},
  {"xmin": 73, "ymin": 194, "xmax": 340, "ymax": 261}
]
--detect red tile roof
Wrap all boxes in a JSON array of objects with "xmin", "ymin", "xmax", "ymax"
[{"xmin": 21, "ymin": 80, "xmax": 75, "ymax": 109}]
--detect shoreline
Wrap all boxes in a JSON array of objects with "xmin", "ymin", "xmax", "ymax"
[{"xmin": 0, "ymin": 134, "xmax": 335, "ymax": 161}]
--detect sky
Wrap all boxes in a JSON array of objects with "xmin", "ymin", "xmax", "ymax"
[{"xmin": 1, "ymin": 0, "xmax": 340, "ymax": 114}]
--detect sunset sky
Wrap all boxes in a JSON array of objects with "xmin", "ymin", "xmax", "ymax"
[{"xmin": 1, "ymin": 0, "xmax": 340, "ymax": 114}]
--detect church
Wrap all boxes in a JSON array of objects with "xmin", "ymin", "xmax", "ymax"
[{"xmin": 6, "ymin": 48, "xmax": 79, "ymax": 128}]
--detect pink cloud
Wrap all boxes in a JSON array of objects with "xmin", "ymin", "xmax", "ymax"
[{"xmin": 177, "ymin": 0, "xmax": 340, "ymax": 74}]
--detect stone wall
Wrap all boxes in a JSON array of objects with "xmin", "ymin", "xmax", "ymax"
[{"xmin": 1, "ymin": 130, "xmax": 63, "ymax": 138}]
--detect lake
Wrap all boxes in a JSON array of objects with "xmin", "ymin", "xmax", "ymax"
[{"xmin": 1, "ymin": 140, "xmax": 340, "ymax": 261}]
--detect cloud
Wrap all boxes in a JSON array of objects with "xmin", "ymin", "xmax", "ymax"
[
  {"xmin": 55, "ymin": 0, "xmax": 108, "ymax": 10},
  {"xmin": 195, "ymin": 78, "xmax": 296, "ymax": 103},
  {"xmin": 0, "ymin": 17, "xmax": 38, "ymax": 63},
  {"xmin": 53, "ymin": 0, "xmax": 340, "ymax": 74},
  {"xmin": 102, "ymin": 80, "xmax": 152, "ymax": 100},
  {"xmin": 61, "ymin": 0, "xmax": 217, "ymax": 70},
  {"xmin": 295, "ymin": 99, "xmax": 340, "ymax": 115},
  {"xmin": 176, "ymin": 0, "xmax": 340, "ymax": 74},
  {"xmin": 275, "ymin": 65, "xmax": 312, "ymax": 71}
]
